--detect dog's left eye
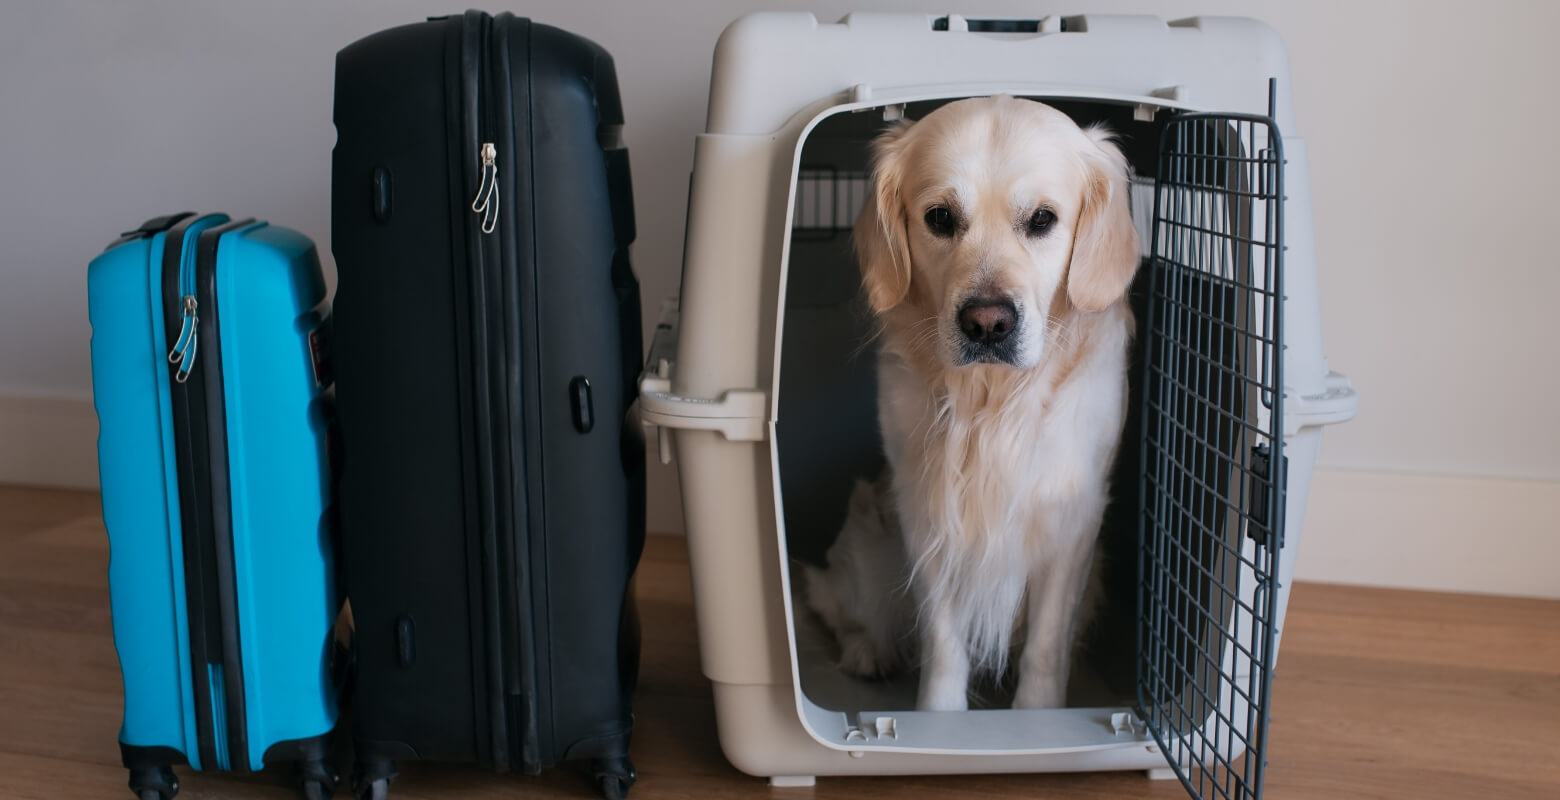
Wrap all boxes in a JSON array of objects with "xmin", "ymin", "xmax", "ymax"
[
  {"xmin": 1026, "ymin": 208, "xmax": 1057, "ymax": 237},
  {"xmin": 924, "ymin": 206, "xmax": 957, "ymax": 237}
]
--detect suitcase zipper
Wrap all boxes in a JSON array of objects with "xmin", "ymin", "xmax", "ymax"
[
  {"xmin": 465, "ymin": 10, "xmax": 515, "ymax": 772},
  {"xmin": 168, "ymin": 234, "xmax": 201, "ymax": 381},
  {"xmin": 463, "ymin": 10, "xmax": 538, "ymax": 772},
  {"xmin": 167, "ymin": 295, "xmax": 198, "ymax": 383},
  {"xmin": 166, "ymin": 219, "xmax": 204, "ymax": 378},
  {"xmin": 472, "ymin": 141, "xmax": 499, "ymax": 234}
]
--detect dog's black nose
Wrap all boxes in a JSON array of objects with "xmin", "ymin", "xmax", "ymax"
[{"xmin": 958, "ymin": 298, "xmax": 1018, "ymax": 346}]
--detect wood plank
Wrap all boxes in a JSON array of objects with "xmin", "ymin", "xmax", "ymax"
[
  {"xmin": 0, "ymin": 681, "xmax": 126, "ymax": 768},
  {"xmin": 0, "ymin": 486, "xmax": 100, "ymax": 535},
  {"xmin": 0, "ymin": 626, "xmax": 123, "ymax": 694},
  {"xmin": 1280, "ymin": 582, "xmax": 1560, "ymax": 673}
]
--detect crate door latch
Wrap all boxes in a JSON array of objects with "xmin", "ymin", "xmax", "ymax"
[{"xmin": 635, "ymin": 299, "xmax": 768, "ymax": 464}]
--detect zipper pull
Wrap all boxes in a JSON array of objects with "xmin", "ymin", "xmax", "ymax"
[
  {"xmin": 470, "ymin": 142, "xmax": 499, "ymax": 235},
  {"xmin": 167, "ymin": 295, "xmax": 199, "ymax": 383}
]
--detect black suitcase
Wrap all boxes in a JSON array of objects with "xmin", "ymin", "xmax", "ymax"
[{"xmin": 329, "ymin": 10, "xmax": 645, "ymax": 800}]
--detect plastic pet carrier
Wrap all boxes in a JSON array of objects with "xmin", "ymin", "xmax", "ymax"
[{"xmin": 639, "ymin": 12, "xmax": 1357, "ymax": 800}]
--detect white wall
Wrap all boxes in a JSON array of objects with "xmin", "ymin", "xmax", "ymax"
[{"xmin": 2, "ymin": 1, "xmax": 1555, "ymax": 597}]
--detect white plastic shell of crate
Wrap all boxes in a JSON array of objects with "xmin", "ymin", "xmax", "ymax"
[{"xmin": 651, "ymin": 11, "xmax": 1358, "ymax": 782}]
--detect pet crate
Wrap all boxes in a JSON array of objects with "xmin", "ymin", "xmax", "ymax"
[{"xmin": 638, "ymin": 12, "xmax": 1357, "ymax": 799}]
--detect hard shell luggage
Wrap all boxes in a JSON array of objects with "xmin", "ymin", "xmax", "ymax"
[
  {"xmin": 87, "ymin": 212, "xmax": 342, "ymax": 800},
  {"xmin": 330, "ymin": 11, "xmax": 645, "ymax": 799}
]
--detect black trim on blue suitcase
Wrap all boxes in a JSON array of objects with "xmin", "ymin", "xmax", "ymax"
[
  {"xmin": 160, "ymin": 215, "xmax": 257, "ymax": 774},
  {"xmin": 113, "ymin": 212, "xmax": 196, "ymax": 249},
  {"xmin": 121, "ymin": 743, "xmax": 189, "ymax": 771},
  {"xmin": 160, "ymin": 213, "xmax": 226, "ymax": 774},
  {"xmin": 195, "ymin": 218, "xmax": 257, "ymax": 771}
]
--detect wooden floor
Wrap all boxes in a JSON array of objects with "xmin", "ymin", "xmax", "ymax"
[{"xmin": 2, "ymin": 485, "xmax": 1556, "ymax": 800}]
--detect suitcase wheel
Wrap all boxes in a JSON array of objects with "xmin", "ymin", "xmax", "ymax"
[
  {"xmin": 350, "ymin": 755, "xmax": 395, "ymax": 800},
  {"xmin": 591, "ymin": 757, "xmax": 636, "ymax": 800},
  {"xmin": 294, "ymin": 755, "xmax": 339, "ymax": 800},
  {"xmin": 355, "ymin": 778, "xmax": 389, "ymax": 800},
  {"xmin": 302, "ymin": 780, "xmax": 334, "ymax": 800},
  {"xmin": 127, "ymin": 764, "xmax": 178, "ymax": 800},
  {"xmin": 598, "ymin": 775, "xmax": 631, "ymax": 800}
]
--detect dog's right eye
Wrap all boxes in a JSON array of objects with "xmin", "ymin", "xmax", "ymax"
[{"xmin": 924, "ymin": 206, "xmax": 956, "ymax": 237}]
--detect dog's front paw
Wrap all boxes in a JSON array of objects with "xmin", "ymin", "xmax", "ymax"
[
  {"xmin": 1013, "ymin": 673, "xmax": 1066, "ymax": 709},
  {"xmin": 918, "ymin": 676, "xmax": 970, "ymax": 711}
]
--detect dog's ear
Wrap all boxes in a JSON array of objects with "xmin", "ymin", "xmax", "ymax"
[
  {"xmin": 1067, "ymin": 125, "xmax": 1141, "ymax": 313},
  {"xmin": 855, "ymin": 120, "xmax": 915, "ymax": 313}
]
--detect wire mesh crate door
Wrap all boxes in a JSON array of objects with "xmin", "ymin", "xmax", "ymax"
[{"xmin": 1137, "ymin": 111, "xmax": 1286, "ymax": 800}]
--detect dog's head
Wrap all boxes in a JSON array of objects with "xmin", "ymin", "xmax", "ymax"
[{"xmin": 855, "ymin": 96, "xmax": 1140, "ymax": 369}]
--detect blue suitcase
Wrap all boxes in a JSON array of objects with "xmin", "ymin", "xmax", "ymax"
[{"xmin": 87, "ymin": 212, "xmax": 342, "ymax": 800}]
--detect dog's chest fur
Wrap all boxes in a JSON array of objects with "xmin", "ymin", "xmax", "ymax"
[{"xmin": 876, "ymin": 306, "xmax": 1131, "ymax": 668}]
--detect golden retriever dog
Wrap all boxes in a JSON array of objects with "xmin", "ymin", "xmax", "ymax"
[{"xmin": 800, "ymin": 95, "xmax": 1140, "ymax": 711}]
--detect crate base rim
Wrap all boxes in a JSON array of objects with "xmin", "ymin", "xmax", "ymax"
[{"xmin": 711, "ymin": 681, "xmax": 1180, "ymax": 778}]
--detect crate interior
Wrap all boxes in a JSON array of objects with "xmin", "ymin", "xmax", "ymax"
[{"xmin": 773, "ymin": 96, "xmax": 1256, "ymax": 749}]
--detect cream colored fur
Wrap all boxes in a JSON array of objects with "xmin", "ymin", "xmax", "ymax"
[{"xmin": 801, "ymin": 96, "xmax": 1139, "ymax": 711}]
